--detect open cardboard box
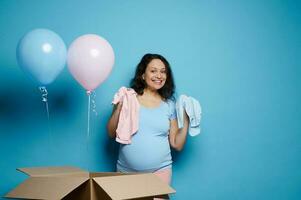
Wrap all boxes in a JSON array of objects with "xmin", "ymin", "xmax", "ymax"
[{"xmin": 5, "ymin": 166, "xmax": 176, "ymax": 200}]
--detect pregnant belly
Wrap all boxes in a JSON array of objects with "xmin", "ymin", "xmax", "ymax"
[{"xmin": 119, "ymin": 137, "xmax": 171, "ymax": 171}]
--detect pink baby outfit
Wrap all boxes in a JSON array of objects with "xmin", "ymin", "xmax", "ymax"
[{"xmin": 112, "ymin": 87, "xmax": 140, "ymax": 144}]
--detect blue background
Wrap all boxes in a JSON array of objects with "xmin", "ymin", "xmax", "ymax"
[{"xmin": 0, "ymin": 0, "xmax": 300, "ymax": 199}]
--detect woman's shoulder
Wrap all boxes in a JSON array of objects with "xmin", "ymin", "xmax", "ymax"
[
  {"xmin": 164, "ymin": 98, "xmax": 176, "ymax": 105},
  {"xmin": 161, "ymin": 98, "xmax": 176, "ymax": 112}
]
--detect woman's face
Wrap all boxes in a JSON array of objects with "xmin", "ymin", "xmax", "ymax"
[{"xmin": 143, "ymin": 59, "xmax": 167, "ymax": 91}]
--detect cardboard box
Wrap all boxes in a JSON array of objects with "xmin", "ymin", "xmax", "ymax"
[{"xmin": 5, "ymin": 166, "xmax": 176, "ymax": 200}]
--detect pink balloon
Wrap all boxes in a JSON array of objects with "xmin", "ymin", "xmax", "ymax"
[{"xmin": 67, "ymin": 34, "xmax": 115, "ymax": 91}]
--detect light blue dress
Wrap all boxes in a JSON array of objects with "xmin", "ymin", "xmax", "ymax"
[{"xmin": 117, "ymin": 100, "xmax": 177, "ymax": 172}]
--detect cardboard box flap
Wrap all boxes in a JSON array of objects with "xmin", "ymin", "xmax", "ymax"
[
  {"xmin": 90, "ymin": 172, "xmax": 129, "ymax": 177},
  {"xmin": 17, "ymin": 166, "xmax": 88, "ymax": 177},
  {"xmin": 93, "ymin": 173, "xmax": 176, "ymax": 200},
  {"xmin": 5, "ymin": 176, "xmax": 89, "ymax": 199}
]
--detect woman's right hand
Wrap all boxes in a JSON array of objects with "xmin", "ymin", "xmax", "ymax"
[
  {"xmin": 107, "ymin": 102, "xmax": 123, "ymax": 138},
  {"xmin": 116, "ymin": 102, "xmax": 123, "ymax": 113}
]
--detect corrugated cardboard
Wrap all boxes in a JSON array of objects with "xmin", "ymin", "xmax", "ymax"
[{"xmin": 5, "ymin": 166, "xmax": 176, "ymax": 200}]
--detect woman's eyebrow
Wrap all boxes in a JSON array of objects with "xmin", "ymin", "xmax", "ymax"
[{"xmin": 149, "ymin": 66, "xmax": 166, "ymax": 70}]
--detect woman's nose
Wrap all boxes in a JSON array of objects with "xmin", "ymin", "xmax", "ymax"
[{"xmin": 156, "ymin": 72, "xmax": 162, "ymax": 78}]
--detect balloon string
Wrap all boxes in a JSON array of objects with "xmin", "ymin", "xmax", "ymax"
[
  {"xmin": 91, "ymin": 91, "xmax": 98, "ymax": 116},
  {"xmin": 39, "ymin": 86, "xmax": 48, "ymax": 102},
  {"xmin": 45, "ymin": 101, "xmax": 50, "ymax": 128},
  {"xmin": 39, "ymin": 86, "xmax": 53, "ymax": 149},
  {"xmin": 87, "ymin": 91, "xmax": 91, "ymax": 149}
]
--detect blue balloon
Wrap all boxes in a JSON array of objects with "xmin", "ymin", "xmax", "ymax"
[{"xmin": 16, "ymin": 29, "xmax": 67, "ymax": 85}]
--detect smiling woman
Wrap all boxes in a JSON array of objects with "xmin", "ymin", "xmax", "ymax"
[
  {"xmin": 107, "ymin": 54, "xmax": 190, "ymax": 200},
  {"xmin": 131, "ymin": 54, "xmax": 175, "ymax": 101},
  {"xmin": 142, "ymin": 59, "xmax": 167, "ymax": 91}
]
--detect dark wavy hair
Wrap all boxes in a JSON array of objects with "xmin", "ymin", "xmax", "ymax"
[{"xmin": 130, "ymin": 53, "xmax": 175, "ymax": 100}]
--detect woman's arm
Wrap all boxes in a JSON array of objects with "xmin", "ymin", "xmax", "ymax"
[
  {"xmin": 107, "ymin": 102, "xmax": 122, "ymax": 138},
  {"xmin": 169, "ymin": 111, "xmax": 189, "ymax": 151}
]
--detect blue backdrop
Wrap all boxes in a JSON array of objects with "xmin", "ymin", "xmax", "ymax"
[{"xmin": 0, "ymin": 0, "xmax": 300, "ymax": 199}]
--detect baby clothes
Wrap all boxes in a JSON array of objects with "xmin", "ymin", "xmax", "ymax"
[
  {"xmin": 112, "ymin": 87, "xmax": 140, "ymax": 144},
  {"xmin": 176, "ymin": 95, "xmax": 201, "ymax": 136}
]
